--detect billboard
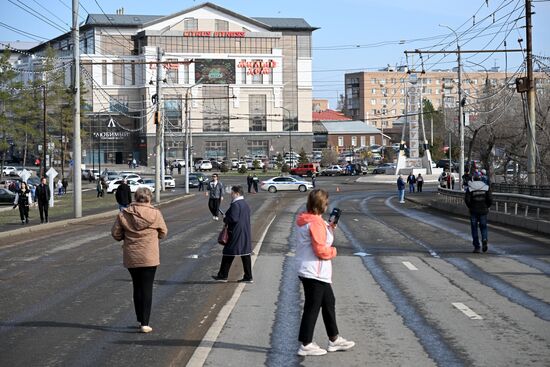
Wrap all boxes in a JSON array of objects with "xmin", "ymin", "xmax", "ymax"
[{"xmin": 195, "ymin": 59, "xmax": 235, "ymax": 84}]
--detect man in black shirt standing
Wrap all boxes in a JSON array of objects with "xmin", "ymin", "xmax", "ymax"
[{"xmin": 35, "ymin": 177, "xmax": 51, "ymax": 223}]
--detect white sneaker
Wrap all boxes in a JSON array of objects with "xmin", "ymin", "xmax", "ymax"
[
  {"xmin": 399, "ymin": 201, "xmax": 405, "ymax": 203},
  {"xmin": 327, "ymin": 336, "xmax": 355, "ymax": 352},
  {"xmin": 140, "ymin": 325, "xmax": 153, "ymax": 333},
  {"xmin": 297, "ymin": 342, "xmax": 327, "ymax": 356}
]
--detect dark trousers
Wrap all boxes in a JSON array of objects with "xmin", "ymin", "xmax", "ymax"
[
  {"xmin": 409, "ymin": 183, "xmax": 415, "ymax": 193},
  {"xmin": 208, "ymin": 198, "xmax": 221, "ymax": 216},
  {"xmin": 247, "ymin": 182, "xmax": 252, "ymax": 193},
  {"xmin": 217, "ymin": 255, "xmax": 252, "ymax": 280},
  {"xmin": 470, "ymin": 213, "xmax": 488, "ymax": 248},
  {"xmin": 298, "ymin": 277, "xmax": 339, "ymax": 345},
  {"xmin": 38, "ymin": 201, "xmax": 48, "ymax": 222},
  {"xmin": 198, "ymin": 182, "xmax": 204, "ymax": 191},
  {"xmin": 18, "ymin": 205, "xmax": 29, "ymax": 222},
  {"xmin": 417, "ymin": 182, "xmax": 423, "ymax": 192},
  {"xmin": 253, "ymin": 182, "xmax": 258, "ymax": 193},
  {"xmin": 128, "ymin": 266, "xmax": 157, "ymax": 326}
]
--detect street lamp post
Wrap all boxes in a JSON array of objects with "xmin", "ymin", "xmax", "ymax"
[
  {"xmin": 280, "ymin": 107, "xmax": 292, "ymax": 168},
  {"xmin": 440, "ymin": 24, "xmax": 464, "ymax": 190},
  {"xmin": 184, "ymin": 78, "xmax": 203, "ymax": 194}
]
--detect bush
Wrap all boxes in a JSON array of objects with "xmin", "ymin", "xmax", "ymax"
[
  {"xmin": 220, "ymin": 163, "xmax": 229, "ymax": 173},
  {"xmin": 238, "ymin": 165, "xmax": 248, "ymax": 174},
  {"xmin": 281, "ymin": 163, "xmax": 290, "ymax": 173},
  {"xmin": 253, "ymin": 159, "xmax": 261, "ymax": 170}
]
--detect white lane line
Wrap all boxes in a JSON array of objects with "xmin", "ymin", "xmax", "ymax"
[
  {"xmin": 184, "ymin": 214, "xmax": 277, "ymax": 367},
  {"xmin": 452, "ymin": 302, "xmax": 483, "ymax": 320},
  {"xmin": 402, "ymin": 261, "xmax": 418, "ymax": 270}
]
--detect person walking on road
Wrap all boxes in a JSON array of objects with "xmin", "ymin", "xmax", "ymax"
[
  {"xmin": 397, "ymin": 175, "xmax": 405, "ymax": 203},
  {"xmin": 406, "ymin": 172, "xmax": 416, "ymax": 193},
  {"xmin": 57, "ymin": 179, "xmax": 63, "ymax": 196},
  {"xmin": 198, "ymin": 174, "xmax": 205, "ymax": 191},
  {"xmin": 207, "ymin": 174, "xmax": 224, "ymax": 220},
  {"xmin": 111, "ymin": 187, "xmax": 168, "ymax": 334},
  {"xmin": 13, "ymin": 182, "xmax": 32, "ymax": 224},
  {"xmin": 465, "ymin": 173, "xmax": 493, "ymax": 253},
  {"xmin": 115, "ymin": 179, "xmax": 132, "ymax": 211},
  {"xmin": 246, "ymin": 173, "xmax": 253, "ymax": 193},
  {"xmin": 35, "ymin": 177, "xmax": 50, "ymax": 223},
  {"xmin": 212, "ymin": 185, "xmax": 253, "ymax": 283},
  {"xmin": 294, "ymin": 189, "xmax": 355, "ymax": 356},
  {"xmin": 96, "ymin": 179, "xmax": 104, "ymax": 198},
  {"xmin": 416, "ymin": 173, "xmax": 424, "ymax": 192}
]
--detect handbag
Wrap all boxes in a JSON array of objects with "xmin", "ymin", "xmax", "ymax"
[{"xmin": 218, "ymin": 225, "xmax": 229, "ymax": 246}]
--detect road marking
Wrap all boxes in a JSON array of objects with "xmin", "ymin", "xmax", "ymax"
[
  {"xmin": 184, "ymin": 214, "xmax": 277, "ymax": 367},
  {"xmin": 353, "ymin": 252, "xmax": 370, "ymax": 257},
  {"xmin": 452, "ymin": 302, "xmax": 483, "ymax": 320},
  {"xmin": 402, "ymin": 261, "xmax": 418, "ymax": 270}
]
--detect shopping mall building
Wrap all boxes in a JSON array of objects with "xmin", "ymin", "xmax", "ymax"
[{"xmin": 21, "ymin": 2, "xmax": 317, "ymax": 166}]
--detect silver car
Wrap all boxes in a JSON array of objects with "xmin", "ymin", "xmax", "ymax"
[{"xmin": 260, "ymin": 176, "xmax": 314, "ymax": 193}]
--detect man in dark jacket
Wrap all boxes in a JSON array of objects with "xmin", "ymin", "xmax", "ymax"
[
  {"xmin": 465, "ymin": 173, "xmax": 493, "ymax": 253},
  {"xmin": 212, "ymin": 185, "xmax": 252, "ymax": 283},
  {"xmin": 35, "ymin": 177, "xmax": 51, "ymax": 223},
  {"xmin": 207, "ymin": 174, "xmax": 224, "ymax": 220},
  {"xmin": 406, "ymin": 172, "xmax": 416, "ymax": 193},
  {"xmin": 397, "ymin": 175, "xmax": 405, "ymax": 203},
  {"xmin": 115, "ymin": 179, "xmax": 132, "ymax": 211}
]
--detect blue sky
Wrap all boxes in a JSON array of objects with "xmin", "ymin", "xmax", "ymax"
[{"xmin": 2, "ymin": 0, "xmax": 549, "ymax": 107}]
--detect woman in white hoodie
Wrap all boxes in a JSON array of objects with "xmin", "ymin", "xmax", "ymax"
[{"xmin": 294, "ymin": 189, "xmax": 355, "ymax": 356}]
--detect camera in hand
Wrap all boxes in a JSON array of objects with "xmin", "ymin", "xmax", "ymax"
[{"xmin": 329, "ymin": 207, "xmax": 342, "ymax": 224}]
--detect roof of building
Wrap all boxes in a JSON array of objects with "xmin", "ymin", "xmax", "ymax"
[
  {"xmin": 0, "ymin": 41, "xmax": 41, "ymax": 51},
  {"xmin": 312, "ymin": 109, "xmax": 352, "ymax": 121},
  {"xmin": 251, "ymin": 17, "xmax": 317, "ymax": 30},
  {"xmin": 85, "ymin": 14, "xmax": 162, "ymax": 26},
  {"xmin": 320, "ymin": 121, "xmax": 382, "ymax": 134}
]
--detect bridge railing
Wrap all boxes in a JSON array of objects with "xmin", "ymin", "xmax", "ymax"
[
  {"xmin": 437, "ymin": 187, "xmax": 550, "ymax": 221},
  {"xmin": 491, "ymin": 183, "xmax": 550, "ymax": 197}
]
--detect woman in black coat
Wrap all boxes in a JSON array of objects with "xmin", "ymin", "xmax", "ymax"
[{"xmin": 212, "ymin": 185, "xmax": 253, "ymax": 283}]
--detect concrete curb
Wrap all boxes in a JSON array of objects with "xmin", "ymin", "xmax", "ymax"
[{"xmin": 0, "ymin": 194, "xmax": 195, "ymax": 240}]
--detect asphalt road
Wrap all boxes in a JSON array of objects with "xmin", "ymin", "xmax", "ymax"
[{"xmin": 1, "ymin": 176, "xmax": 549, "ymax": 367}]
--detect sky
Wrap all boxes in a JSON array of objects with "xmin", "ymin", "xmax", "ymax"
[{"xmin": 1, "ymin": 0, "xmax": 549, "ymax": 108}]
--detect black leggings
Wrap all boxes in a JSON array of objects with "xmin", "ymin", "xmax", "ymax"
[
  {"xmin": 298, "ymin": 277, "xmax": 339, "ymax": 345},
  {"xmin": 208, "ymin": 198, "xmax": 221, "ymax": 216},
  {"xmin": 128, "ymin": 266, "xmax": 157, "ymax": 326},
  {"xmin": 18, "ymin": 205, "xmax": 29, "ymax": 221}
]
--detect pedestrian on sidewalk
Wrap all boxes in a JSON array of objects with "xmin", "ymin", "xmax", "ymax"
[
  {"xmin": 406, "ymin": 172, "xmax": 416, "ymax": 193},
  {"xmin": 207, "ymin": 173, "xmax": 224, "ymax": 220},
  {"xmin": 312, "ymin": 175, "xmax": 316, "ymax": 188},
  {"xmin": 13, "ymin": 182, "xmax": 32, "ymax": 224},
  {"xmin": 177, "ymin": 162, "xmax": 182, "ymax": 175},
  {"xmin": 465, "ymin": 173, "xmax": 493, "ymax": 253},
  {"xmin": 111, "ymin": 187, "xmax": 168, "ymax": 334},
  {"xmin": 294, "ymin": 189, "xmax": 355, "ymax": 356},
  {"xmin": 416, "ymin": 173, "xmax": 424, "ymax": 192},
  {"xmin": 198, "ymin": 174, "xmax": 205, "ymax": 191},
  {"xmin": 57, "ymin": 179, "xmax": 63, "ymax": 196},
  {"xmin": 62, "ymin": 177, "xmax": 68, "ymax": 194},
  {"xmin": 212, "ymin": 185, "xmax": 253, "ymax": 283},
  {"xmin": 35, "ymin": 177, "xmax": 50, "ymax": 223},
  {"xmin": 397, "ymin": 175, "xmax": 405, "ymax": 203},
  {"xmin": 246, "ymin": 173, "xmax": 253, "ymax": 193},
  {"xmin": 115, "ymin": 179, "xmax": 132, "ymax": 211},
  {"xmin": 96, "ymin": 180, "xmax": 104, "ymax": 198}
]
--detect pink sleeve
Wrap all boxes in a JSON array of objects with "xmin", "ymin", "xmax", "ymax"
[{"xmin": 309, "ymin": 219, "xmax": 337, "ymax": 260}]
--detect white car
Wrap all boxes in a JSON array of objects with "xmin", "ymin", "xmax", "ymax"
[
  {"xmin": 107, "ymin": 179, "xmax": 153, "ymax": 194},
  {"xmin": 260, "ymin": 176, "xmax": 314, "ymax": 193},
  {"xmin": 122, "ymin": 173, "xmax": 142, "ymax": 181},
  {"xmin": 171, "ymin": 159, "xmax": 186, "ymax": 168},
  {"xmin": 321, "ymin": 165, "xmax": 344, "ymax": 176},
  {"xmin": 2, "ymin": 166, "xmax": 17, "ymax": 175},
  {"xmin": 142, "ymin": 178, "xmax": 155, "ymax": 190},
  {"xmin": 164, "ymin": 175, "xmax": 175, "ymax": 188},
  {"xmin": 195, "ymin": 160, "xmax": 213, "ymax": 171}
]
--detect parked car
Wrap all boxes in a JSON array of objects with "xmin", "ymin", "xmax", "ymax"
[
  {"xmin": 171, "ymin": 159, "xmax": 186, "ymax": 168},
  {"xmin": 0, "ymin": 188, "xmax": 16, "ymax": 204},
  {"xmin": 121, "ymin": 173, "xmax": 142, "ymax": 182},
  {"xmin": 187, "ymin": 172, "xmax": 209, "ymax": 188},
  {"xmin": 391, "ymin": 143, "xmax": 401, "ymax": 151},
  {"xmin": 107, "ymin": 179, "xmax": 151, "ymax": 194},
  {"xmin": 435, "ymin": 159, "xmax": 458, "ymax": 170},
  {"xmin": 81, "ymin": 169, "xmax": 100, "ymax": 180},
  {"xmin": 2, "ymin": 166, "xmax": 17, "ymax": 176},
  {"xmin": 195, "ymin": 160, "xmax": 213, "ymax": 171},
  {"xmin": 142, "ymin": 178, "xmax": 155, "ymax": 190},
  {"xmin": 320, "ymin": 165, "xmax": 344, "ymax": 176},
  {"xmin": 260, "ymin": 176, "xmax": 314, "ymax": 193},
  {"xmin": 372, "ymin": 163, "xmax": 396, "ymax": 174},
  {"xmin": 101, "ymin": 171, "xmax": 121, "ymax": 182},
  {"xmin": 164, "ymin": 175, "xmax": 176, "ymax": 188},
  {"xmin": 290, "ymin": 163, "xmax": 320, "ymax": 177}
]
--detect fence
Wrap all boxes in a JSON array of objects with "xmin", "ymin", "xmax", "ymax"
[{"xmin": 491, "ymin": 183, "xmax": 550, "ymax": 197}]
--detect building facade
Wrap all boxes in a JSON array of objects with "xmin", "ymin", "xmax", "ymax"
[
  {"xmin": 345, "ymin": 68, "xmax": 550, "ymax": 130},
  {"xmin": 18, "ymin": 2, "xmax": 316, "ymax": 166}
]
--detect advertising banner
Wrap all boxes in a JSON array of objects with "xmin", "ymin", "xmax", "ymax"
[{"xmin": 195, "ymin": 59, "xmax": 236, "ymax": 84}]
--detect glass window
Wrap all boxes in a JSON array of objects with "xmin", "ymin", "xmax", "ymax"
[
  {"xmin": 165, "ymin": 59, "xmax": 178, "ymax": 84},
  {"xmin": 184, "ymin": 18, "xmax": 198, "ymax": 31},
  {"xmin": 351, "ymin": 136, "xmax": 357, "ymax": 146},
  {"xmin": 371, "ymin": 99, "xmax": 376, "ymax": 105},
  {"xmin": 110, "ymin": 95, "xmax": 128, "ymax": 114},
  {"xmin": 112, "ymin": 62, "xmax": 124, "ymax": 86},
  {"xmin": 249, "ymin": 95, "xmax": 267, "ymax": 131},
  {"xmin": 215, "ymin": 19, "xmax": 229, "ymax": 31},
  {"xmin": 203, "ymin": 86, "xmax": 229, "ymax": 132},
  {"xmin": 205, "ymin": 141, "xmax": 227, "ymax": 159},
  {"xmin": 164, "ymin": 96, "xmax": 182, "ymax": 131},
  {"xmin": 297, "ymin": 34, "xmax": 311, "ymax": 58},
  {"xmin": 102, "ymin": 61, "xmax": 107, "ymax": 85},
  {"xmin": 248, "ymin": 140, "xmax": 268, "ymax": 157},
  {"xmin": 338, "ymin": 136, "xmax": 344, "ymax": 147},
  {"xmin": 360, "ymin": 136, "xmax": 366, "ymax": 147},
  {"xmin": 371, "ymin": 88, "xmax": 376, "ymax": 94}
]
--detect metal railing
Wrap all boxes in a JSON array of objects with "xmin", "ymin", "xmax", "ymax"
[
  {"xmin": 437, "ymin": 187, "xmax": 550, "ymax": 220},
  {"xmin": 491, "ymin": 183, "xmax": 550, "ymax": 197}
]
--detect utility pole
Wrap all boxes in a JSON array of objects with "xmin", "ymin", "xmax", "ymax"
[
  {"xmin": 526, "ymin": 0, "xmax": 536, "ymax": 186},
  {"xmin": 184, "ymin": 90, "xmax": 190, "ymax": 195},
  {"xmin": 154, "ymin": 47, "xmax": 163, "ymax": 204},
  {"xmin": 42, "ymin": 85, "xmax": 46, "ymax": 178},
  {"xmin": 72, "ymin": 0, "xmax": 82, "ymax": 217}
]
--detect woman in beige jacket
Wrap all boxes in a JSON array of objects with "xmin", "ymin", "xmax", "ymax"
[{"xmin": 111, "ymin": 187, "xmax": 168, "ymax": 333}]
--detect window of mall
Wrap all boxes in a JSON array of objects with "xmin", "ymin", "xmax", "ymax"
[
  {"xmin": 205, "ymin": 141, "xmax": 227, "ymax": 160},
  {"xmin": 248, "ymin": 140, "xmax": 268, "ymax": 157}
]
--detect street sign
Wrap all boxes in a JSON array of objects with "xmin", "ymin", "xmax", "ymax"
[
  {"xmin": 18, "ymin": 169, "xmax": 31, "ymax": 183},
  {"xmin": 46, "ymin": 167, "xmax": 58, "ymax": 208}
]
